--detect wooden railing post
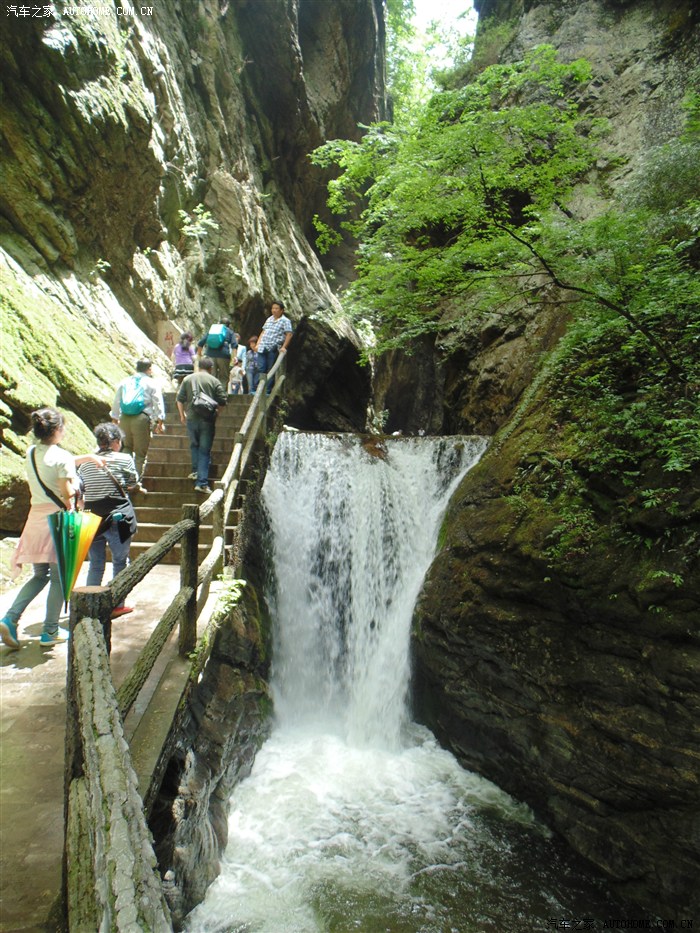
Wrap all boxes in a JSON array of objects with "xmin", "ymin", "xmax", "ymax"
[
  {"xmin": 179, "ymin": 503, "xmax": 199, "ymax": 657},
  {"xmin": 63, "ymin": 585, "xmax": 112, "ymax": 921},
  {"xmin": 212, "ymin": 484, "xmax": 225, "ymax": 578},
  {"xmin": 260, "ymin": 375, "xmax": 270, "ymax": 437},
  {"xmin": 70, "ymin": 586, "xmax": 113, "ymax": 652}
]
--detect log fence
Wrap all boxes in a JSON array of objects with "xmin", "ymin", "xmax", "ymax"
[{"xmin": 62, "ymin": 354, "xmax": 287, "ymax": 930}]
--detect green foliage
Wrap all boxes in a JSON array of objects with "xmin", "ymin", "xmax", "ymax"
[
  {"xmin": 218, "ymin": 575, "xmax": 246, "ymax": 613},
  {"xmin": 312, "ymin": 43, "xmax": 700, "ymax": 596},
  {"xmin": 178, "ymin": 204, "xmax": 219, "ymax": 240},
  {"xmin": 312, "ymin": 46, "xmax": 597, "ymax": 353},
  {"xmin": 432, "ymin": 16, "xmax": 517, "ymax": 90},
  {"xmin": 384, "ymin": 0, "xmax": 418, "ymax": 112}
]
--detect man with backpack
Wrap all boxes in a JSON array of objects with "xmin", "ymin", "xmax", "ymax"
[
  {"xmin": 110, "ymin": 359, "xmax": 166, "ymax": 482},
  {"xmin": 176, "ymin": 357, "xmax": 228, "ymax": 494},
  {"xmin": 196, "ymin": 318, "xmax": 237, "ymax": 385}
]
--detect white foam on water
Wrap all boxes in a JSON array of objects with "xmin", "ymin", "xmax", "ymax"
[{"xmin": 186, "ymin": 722, "xmax": 538, "ymax": 933}]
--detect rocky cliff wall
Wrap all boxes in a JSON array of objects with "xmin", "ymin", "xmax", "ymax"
[
  {"xmin": 0, "ymin": 0, "xmax": 383, "ymax": 531},
  {"xmin": 412, "ymin": 0, "xmax": 700, "ymax": 918}
]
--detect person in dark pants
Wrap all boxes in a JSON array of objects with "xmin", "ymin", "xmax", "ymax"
[
  {"xmin": 254, "ymin": 300, "xmax": 292, "ymax": 393},
  {"xmin": 176, "ymin": 357, "xmax": 227, "ymax": 494},
  {"xmin": 245, "ymin": 335, "xmax": 260, "ymax": 395}
]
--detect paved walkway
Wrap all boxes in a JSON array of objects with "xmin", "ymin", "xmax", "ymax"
[{"xmin": 0, "ymin": 561, "xmax": 191, "ymax": 932}]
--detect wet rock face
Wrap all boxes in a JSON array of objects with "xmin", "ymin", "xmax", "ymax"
[
  {"xmin": 412, "ymin": 440, "xmax": 700, "ymax": 916},
  {"xmin": 285, "ymin": 316, "xmax": 373, "ymax": 432},
  {"xmin": 0, "ymin": 0, "xmax": 380, "ymax": 526},
  {"xmin": 410, "ymin": 0, "xmax": 700, "ymax": 918},
  {"xmin": 234, "ymin": 0, "xmax": 385, "ymax": 238}
]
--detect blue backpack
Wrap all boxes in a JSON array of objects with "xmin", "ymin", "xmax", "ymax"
[
  {"xmin": 206, "ymin": 324, "xmax": 228, "ymax": 350},
  {"xmin": 120, "ymin": 375, "xmax": 146, "ymax": 415}
]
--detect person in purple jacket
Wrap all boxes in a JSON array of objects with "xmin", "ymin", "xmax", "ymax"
[{"xmin": 172, "ymin": 332, "xmax": 196, "ymax": 384}]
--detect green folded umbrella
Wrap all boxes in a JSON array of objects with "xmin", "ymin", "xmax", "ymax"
[{"xmin": 47, "ymin": 510, "xmax": 103, "ymax": 606}]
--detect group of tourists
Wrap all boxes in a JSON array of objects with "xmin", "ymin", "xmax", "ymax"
[
  {"xmin": 0, "ymin": 301, "xmax": 293, "ymax": 651},
  {"xmin": 171, "ymin": 300, "xmax": 293, "ymax": 396},
  {"xmin": 172, "ymin": 300, "xmax": 292, "ymax": 492}
]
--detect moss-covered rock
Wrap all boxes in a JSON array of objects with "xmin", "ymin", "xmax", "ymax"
[
  {"xmin": 0, "ymin": 256, "xmax": 145, "ymax": 531},
  {"xmin": 413, "ymin": 382, "xmax": 700, "ymax": 918}
]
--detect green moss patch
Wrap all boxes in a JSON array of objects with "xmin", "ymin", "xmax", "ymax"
[{"xmin": 0, "ymin": 261, "xmax": 130, "ymax": 436}]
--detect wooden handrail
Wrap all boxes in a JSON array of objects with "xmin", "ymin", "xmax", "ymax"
[
  {"xmin": 64, "ymin": 353, "xmax": 287, "ymax": 929},
  {"xmin": 110, "ymin": 518, "xmax": 196, "ymax": 606},
  {"xmin": 116, "ymin": 587, "xmax": 195, "ymax": 719},
  {"xmin": 65, "ymin": 617, "xmax": 172, "ymax": 930}
]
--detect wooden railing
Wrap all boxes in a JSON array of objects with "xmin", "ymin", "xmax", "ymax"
[{"xmin": 63, "ymin": 354, "xmax": 287, "ymax": 931}]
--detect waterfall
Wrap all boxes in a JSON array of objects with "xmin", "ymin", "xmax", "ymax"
[
  {"xmin": 263, "ymin": 432, "xmax": 488, "ymax": 748},
  {"xmin": 187, "ymin": 433, "xmax": 625, "ymax": 933}
]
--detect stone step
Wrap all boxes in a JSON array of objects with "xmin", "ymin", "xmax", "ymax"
[
  {"xmin": 135, "ymin": 476, "xmax": 251, "ymax": 498},
  {"xmin": 157, "ymin": 423, "xmax": 244, "ymax": 439},
  {"xmin": 142, "ymin": 462, "xmax": 230, "ymax": 480},
  {"xmin": 136, "ymin": 477, "xmax": 219, "ymax": 494},
  {"xmin": 129, "ymin": 490, "xmax": 188, "ymax": 507},
  {"xmin": 162, "ymin": 396, "xmax": 251, "ymax": 415},
  {"xmin": 163, "ymin": 391, "xmax": 250, "ymax": 405},
  {"xmin": 147, "ymin": 440, "xmax": 241, "ymax": 460},
  {"xmin": 133, "ymin": 521, "xmax": 235, "ymax": 544},
  {"xmin": 129, "ymin": 541, "xmax": 216, "ymax": 566},
  {"xmin": 135, "ymin": 506, "xmax": 242, "ymax": 525}
]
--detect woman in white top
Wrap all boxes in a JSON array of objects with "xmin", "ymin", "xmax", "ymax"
[{"xmin": 0, "ymin": 407, "xmax": 103, "ymax": 649}]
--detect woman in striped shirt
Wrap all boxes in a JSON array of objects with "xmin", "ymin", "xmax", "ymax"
[{"xmin": 79, "ymin": 423, "xmax": 139, "ymax": 619}]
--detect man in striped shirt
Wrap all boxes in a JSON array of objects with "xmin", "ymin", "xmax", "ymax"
[{"xmin": 254, "ymin": 300, "xmax": 293, "ymax": 393}]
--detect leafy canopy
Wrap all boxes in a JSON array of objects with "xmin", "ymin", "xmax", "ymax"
[
  {"xmin": 311, "ymin": 45, "xmax": 700, "ymax": 581},
  {"xmin": 311, "ymin": 46, "xmax": 598, "ymax": 352}
]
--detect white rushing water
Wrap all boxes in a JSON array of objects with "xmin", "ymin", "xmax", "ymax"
[
  {"xmin": 186, "ymin": 433, "xmax": 615, "ymax": 932},
  {"xmin": 264, "ymin": 433, "xmax": 489, "ymax": 749}
]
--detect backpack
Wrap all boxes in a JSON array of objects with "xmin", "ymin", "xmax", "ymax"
[
  {"xmin": 205, "ymin": 324, "xmax": 228, "ymax": 350},
  {"xmin": 120, "ymin": 375, "xmax": 146, "ymax": 415}
]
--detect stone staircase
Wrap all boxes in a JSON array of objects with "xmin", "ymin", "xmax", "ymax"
[{"xmin": 130, "ymin": 391, "xmax": 252, "ymax": 565}]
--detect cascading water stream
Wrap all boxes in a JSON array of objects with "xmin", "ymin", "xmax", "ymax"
[
  {"xmin": 187, "ymin": 433, "xmax": 624, "ymax": 932},
  {"xmin": 265, "ymin": 433, "xmax": 487, "ymax": 749}
]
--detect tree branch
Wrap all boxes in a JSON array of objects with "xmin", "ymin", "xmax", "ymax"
[{"xmin": 491, "ymin": 219, "xmax": 685, "ymax": 380}]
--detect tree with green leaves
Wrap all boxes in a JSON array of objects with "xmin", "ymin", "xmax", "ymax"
[
  {"xmin": 312, "ymin": 47, "xmax": 600, "ymax": 349},
  {"xmin": 312, "ymin": 46, "xmax": 697, "ymax": 383},
  {"xmin": 384, "ymin": 0, "xmax": 418, "ymax": 112},
  {"xmin": 312, "ymin": 44, "xmax": 700, "ymax": 571}
]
